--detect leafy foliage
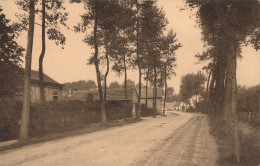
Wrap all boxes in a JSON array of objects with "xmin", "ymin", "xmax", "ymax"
[
  {"xmin": 0, "ymin": 7, "xmax": 24, "ymax": 98},
  {"xmin": 108, "ymin": 81, "xmax": 120, "ymax": 89},
  {"xmin": 16, "ymin": 0, "xmax": 68, "ymax": 47},
  {"xmin": 63, "ymin": 80, "xmax": 97, "ymax": 92},
  {"xmin": 180, "ymin": 72, "xmax": 206, "ymax": 103},
  {"xmin": 237, "ymin": 85, "xmax": 260, "ymax": 113}
]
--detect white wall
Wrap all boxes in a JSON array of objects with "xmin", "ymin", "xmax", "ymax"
[{"xmin": 31, "ymin": 85, "xmax": 62, "ymax": 102}]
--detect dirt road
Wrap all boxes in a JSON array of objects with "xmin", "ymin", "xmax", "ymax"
[{"xmin": 0, "ymin": 112, "xmax": 218, "ymax": 166}]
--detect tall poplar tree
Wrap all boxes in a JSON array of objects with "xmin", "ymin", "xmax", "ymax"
[{"xmin": 19, "ymin": 0, "xmax": 35, "ymax": 141}]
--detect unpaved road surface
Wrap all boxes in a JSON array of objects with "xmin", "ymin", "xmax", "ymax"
[{"xmin": 0, "ymin": 112, "xmax": 218, "ymax": 166}]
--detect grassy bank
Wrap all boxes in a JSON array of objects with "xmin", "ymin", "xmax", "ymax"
[
  {"xmin": 0, "ymin": 117, "xmax": 142, "ymax": 153},
  {"xmin": 209, "ymin": 115, "xmax": 260, "ymax": 166}
]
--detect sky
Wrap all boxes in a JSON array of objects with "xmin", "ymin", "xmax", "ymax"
[{"xmin": 1, "ymin": 0, "xmax": 260, "ymax": 94}]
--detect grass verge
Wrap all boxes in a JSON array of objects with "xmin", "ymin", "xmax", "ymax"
[
  {"xmin": 0, "ymin": 117, "xmax": 142, "ymax": 153},
  {"xmin": 209, "ymin": 115, "xmax": 260, "ymax": 166}
]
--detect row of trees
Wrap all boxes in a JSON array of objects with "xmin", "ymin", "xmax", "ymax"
[
  {"xmin": 186, "ymin": 0, "xmax": 260, "ymax": 162},
  {"xmin": 72, "ymin": 0, "xmax": 181, "ymax": 120},
  {"xmin": 11, "ymin": 0, "xmax": 181, "ymax": 141}
]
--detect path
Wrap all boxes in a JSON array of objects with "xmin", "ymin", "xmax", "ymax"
[{"xmin": 0, "ymin": 111, "xmax": 218, "ymax": 166}]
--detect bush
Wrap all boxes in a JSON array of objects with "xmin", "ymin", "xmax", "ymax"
[{"xmin": 0, "ymin": 99, "xmax": 22, "ymax": 141}]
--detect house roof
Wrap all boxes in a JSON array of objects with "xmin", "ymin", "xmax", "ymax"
[
  {"xmin": 70, "ymin": 88, "xmax": 138, "ymax": 102},
  {"xmin": 173, "ymin": 102, "xmax": 183, "ymax": 107},
  {"xmin": 30, "ymin": 70, "xmax": 62, "ymax": 87},
  {"xmin": 104, "ymin": 88, "xmax": 137, "ymax": 101},
  {"xmin": 69, "ymin": 90, "xmax": 92, "ymax": 101},
  {"xmin": 139, "ymin": 88, "xmax": 163, "ymax": 99}
]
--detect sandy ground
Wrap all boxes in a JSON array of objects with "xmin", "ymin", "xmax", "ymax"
[{"xmin": 0, "ymin": 111, "xmax": 218, "ymax": 166}]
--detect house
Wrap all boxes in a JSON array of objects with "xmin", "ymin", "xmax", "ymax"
[
  {"xmin": 139, "ymin": 88, "xmax": 163, "ymax": 114},
  {"xmin": 172, "ymin": 101, "xmax": 187, "ymax": 111},
  {"xmin": 70, "ymin": 88, "xmax": 139, "ymax": 117},
  {"xmin": 30, "ymin": 70, "xmax": 63, "ymax": 102}
]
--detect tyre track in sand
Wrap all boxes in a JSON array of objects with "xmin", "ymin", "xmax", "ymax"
[{"xmin": 134, "ymin": 114, "xmax": 218, "ymax": 166}]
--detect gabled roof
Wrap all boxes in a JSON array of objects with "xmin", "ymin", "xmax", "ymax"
[
  {"xmin": 69, "ymin": 90, "xmax": 92, "ymax": 101},
  {"xmin": 70, "ymin": 88, "xmax": 138, "ymax": 102},
  {"xmin": 104, "ymin": 88, "xmax": 137, "ymax": 101},
  {"xmin": 30, "ymin": 70, "xmax": 62, "ymax": 87},
  {"xmin": 139, "ymin": 88, "xmax": 163, "ymax": 99}
]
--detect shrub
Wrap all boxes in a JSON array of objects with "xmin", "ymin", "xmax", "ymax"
[{"xmin": 0, "ymin": 99, "xmax": 22, "ymax": 141}]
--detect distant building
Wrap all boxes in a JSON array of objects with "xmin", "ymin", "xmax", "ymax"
[
  {"xmin": 172, "ymin": 102, "xmax": 187, "ymax": 111},
  {"xmin": 70, "ymin": 88, "xmax": 138, "ymax": 117},
  {"xmin": 30, "ymin": 70, "xmax": 63, "ymax": 102},
  {"xmin": 139, "ymin": 88, "xmax": 163, "ymax": 114}
]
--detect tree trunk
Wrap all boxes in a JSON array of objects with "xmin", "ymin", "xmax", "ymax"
[
  {"xmin": 136, "ymin": 1, "xmax": 141, "ymax": 119},
  {"xmin": 145, "ymin": 68, "xmax": 149, "ymax": 107},
  {"xmin": 206, "ymin": 70, "xmax": 211, "ymax": 93},
  {"xmin": 224, "ymin": 50, "xmax": 240, "ymax": 162},
  {"xmin": 19, "ymin": 0, "xmax": 35, "ymax": 142},
  {"xmin": 123, "ymin": 53, "xmax": 127, "ymax": 104},
  {"xmin": 163, "ymin": 65, "xmax": 167, "ymax": 116},
  {"xmin": 137, "ymin": 67, "xmax": 141, "ymax": 118},
  {"xmin": 209, "ymin": 70, "xmax": 216, "ymax": 114},
  {"xmin": 104, "ymin": 41, "xmax": 109, "ymax": 101},
  {"xmin": 216, "ymin": 54, "xmax": 226, "ymax": 114},
  {"xmin": 39, "ymin": 0, "xmax": 46, "ymax": 101},
  {"xmin": 153, "ymin": 62, "xmax": 157, "ymax": 117},
  {"xmin": 94, "ymin": 5, "xmax": 106, "ymax": 123}
]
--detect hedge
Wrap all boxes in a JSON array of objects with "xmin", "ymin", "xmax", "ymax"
[
  {"xmin": 0, "ymin": 100, "xmax": 132, "ymax": 142},
  {"xmin": 237, "ymin": 86, "xmax": 260, "ymax": 113}
]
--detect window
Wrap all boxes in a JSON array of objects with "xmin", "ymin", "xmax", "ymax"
[{"xmin": 53, "ymin": 91, "xmax": 59, "ymax": 101}]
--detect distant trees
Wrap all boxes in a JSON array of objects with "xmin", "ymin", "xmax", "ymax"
[
  {"xmin": 108, "ymin": 81, "xmax": 120, "ymax": 89},
  {"xmin": 63, "ymin": 80, "xmax": 97, "ymax": 92},
  {"xmin": 179, "ymin": 72, "xmax": 206, "ymax": 104},
  {"xmin": 0, "ymin": 7, "xmax": 24, "ymax": 98}
]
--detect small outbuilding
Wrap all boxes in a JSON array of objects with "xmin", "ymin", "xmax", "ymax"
[
  {"xmin": 70, "ymin": 88, "xmax": 139, "ymax": 117},
  {"xmin": 30, "ymin": 70, "xmax": 63, "ymax": 102}
]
